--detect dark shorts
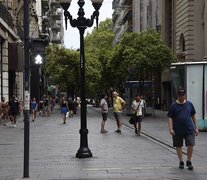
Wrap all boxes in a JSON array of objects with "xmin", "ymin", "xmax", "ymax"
[
  {"xmin": 102, "ymin": 113, "xmax": 107, "ymax": 121},
  {"xmin": 9, "ymin": 111, "xmax": 18, "ymax": 116},
  {"xmin": 135, "ymin": 115, "xmax": 142, "ymax": 123},
  {"xmin": 172, "ymin": 134, "xmax": 195, "ymax": 147}
]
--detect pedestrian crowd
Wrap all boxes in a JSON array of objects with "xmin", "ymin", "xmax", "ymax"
[
  {"xmin": 0, "ymin": 94, "xmax": 76, "ymax": 127},
  {"xmin": 0, "ymin": 88, "xmax": 199, "ymax": 171},
  {"xmin": 99, "ymin": 89, "xmax": 199, "ymax": 171},
  {"xmin": 99, "ymin": 91, "xmax": 145, "ymax": 135}
]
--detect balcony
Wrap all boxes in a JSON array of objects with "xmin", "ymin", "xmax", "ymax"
[
  {"xmin": 42, "ymin": 0, "xmax": 50, "ymax": 11},
  {"xmin": 122, "ymin": 0, "xmax": 132, "ymax": 5},
  {"xmin": 16, "ymin": 23, "xmax": 24, "ymax": 41},
  {"xmin": 50, "ymin": 9, "xmax": 62, "ymax": 20},
  {"xmin": 123, "ymin": 21, "xmax": 133, "ymax": 33},
  {"xmin": 121, "ymin": 6, "xmax": 132, "ymax": 25},
  {"xmin": 51, "ymin": 34, "xmax": 62, "ymax": 44},
  {"xmin": 0, "ymin": 3, "xmax": 14, "ymax": 30},
  {"xmin": 112, "ymin": 0, "xmax": 119, "ymax": 9},
  {"xmin": 51, "ymin": 24, "xmax": 61, "ymax": 31},
  {"xmin": 51, "ymin": 0, "xmax": 61, "ymax": 7}
]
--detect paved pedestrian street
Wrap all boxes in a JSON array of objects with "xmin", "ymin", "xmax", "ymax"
[{"xmin": 0, "ymin": 106, "xmax": 207, "ymax": 179}]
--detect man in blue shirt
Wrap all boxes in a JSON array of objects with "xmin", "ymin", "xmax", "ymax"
[{"xmin": 167, "ymin": 88, "xmax": 199, "ymax": 170}]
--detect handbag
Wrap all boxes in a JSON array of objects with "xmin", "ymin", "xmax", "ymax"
[
  {"xmin": 129, "ymin": 114, "xmax": 136, "ymax": 124},
  {"xmin": 66, "ymin": 111, "xmax": 69, "ymax": 118},
  {"xmin": 128, "ymin": 101, "xmax": 141, "ymax": 124}
]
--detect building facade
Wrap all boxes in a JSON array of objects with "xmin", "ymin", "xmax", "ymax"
[
  {"xmin": 161, "ymin": 0, "xmax": 207, "ymax": 61},
  {"xmin": 112, "ymin": 0, "xmax": 162, "ymax": 108},
  {"xmin": 112, "ymin": 0, "xmax": 207, "ymax": 110},
  {"xmin": 113, "ymin": 0, "xmax": 160, "ymax": 44},
  {"xmin": 0, "ymin": 0, "xmax": 64, "ymax": 103},
  {"xmin": 0, "ymin": 0, "xmax": 24, "ymax": 102},
  {"xmin": 160, "ymin": 0, "xmax": 207, "ymax": 109}
]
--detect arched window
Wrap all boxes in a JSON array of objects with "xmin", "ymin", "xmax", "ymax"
[
  {"xmin": 179, "ymin": 33, "xmax": 185, "ymax": 52},
  {"xmin": 178, "ymin": 33, "xmax": 186, "ymax": 61}
]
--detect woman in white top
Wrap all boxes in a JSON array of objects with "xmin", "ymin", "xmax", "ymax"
[{"xmin": 99, "ymin": 94, "xmax": 108, "ymax": 133}]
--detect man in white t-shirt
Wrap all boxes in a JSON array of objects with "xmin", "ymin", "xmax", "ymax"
[
  {"xmin": 131, "ymin": 95, "xmax": 144, "ymax": 135},
  {"xmin": 100, "ymin": 94, "xmax": 108, "ymax": 133}
]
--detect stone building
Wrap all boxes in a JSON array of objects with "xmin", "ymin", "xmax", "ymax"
[
  {"xmin": 160, "ymin": 0, "xmax": 207, "ymax": 109},
  {"xmin": 0, "ymin": 0, "xmax": 64, "ymax": 102},
  {"xmin": 161, "ymin": 0, "xmax": 207, "ymax": 61},
  {"xmin": 113, "ymin": 0, "xmax": 160, "ymax": 44},
  {"xmin": 0, "ymin": 0, "xmax": 24, "ymax": 102},
  {"xmin": 112, "ymin": 0, "xmax": 162, "ymax": 109},
  {"xmin": 112, "ymin": 0, "xmax": 207, "ymax": 110}
]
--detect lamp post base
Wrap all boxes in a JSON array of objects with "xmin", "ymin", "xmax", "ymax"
[{"xmin": 76, "ymin": 147, "xmax": 92, "ymax": 158}]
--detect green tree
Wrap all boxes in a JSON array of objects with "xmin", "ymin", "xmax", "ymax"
[
  {"xmin": 44, "ymin": 44, "xmax": 79, "ymax": 94},
  {"xmin": 111, "ymin": 30, "xmax": 174, "ymax": 92},
  {"xmin": 84, "ymin": 18, "xmax": 115, "ymax": 97}
]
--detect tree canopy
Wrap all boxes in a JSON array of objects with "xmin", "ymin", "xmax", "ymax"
[
  {"xmin": 44, "ymin": 22, "xmax": 174, "ymax": 99},
  {"xmin": 44, "ymin": 44, "xmax": 79, "ymax": 93},
  {"xmin": 111, "ymin": 30, "xmax": 174, "ymax": 86},
  {"xmin": 84, "ymin": 18, "xmax": 115, "ymax": 96}
]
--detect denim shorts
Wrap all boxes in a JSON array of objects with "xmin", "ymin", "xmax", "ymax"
[{"xmin": 172, "ymin": 133, "xmax": 195, "ymax": 147}]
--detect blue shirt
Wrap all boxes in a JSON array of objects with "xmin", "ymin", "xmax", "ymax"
[{"xmin": 167, "ymin": 100, "xmax": 196, "ymax": 135}]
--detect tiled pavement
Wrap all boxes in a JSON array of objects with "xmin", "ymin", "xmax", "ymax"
[{"xmin": 0, "ymin": 105, "xmax": 207, "ymax": 180}]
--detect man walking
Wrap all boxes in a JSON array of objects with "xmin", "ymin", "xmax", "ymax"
[
  {"xmin": 131, "ymin": 95, "xmax": 144, "ymax": 135},
  {"xmin": 112, "ymin": 91, "xmax": 126, "ymax": 133},
  {"xmin": 167, "ymin": 88, "xmax": 199, "ymax": 170},
  {"xmin": 8, "ymin": 95, "xmax": 20, "ymax": 128}
]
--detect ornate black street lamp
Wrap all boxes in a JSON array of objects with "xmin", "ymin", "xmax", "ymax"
[
  {"xmin": 60, "ymin": 0, "xmax": 103, "ymax": 158},
  {"xmin": 23, "ymin": 0, "xmax": 30, "ymax": 177}
]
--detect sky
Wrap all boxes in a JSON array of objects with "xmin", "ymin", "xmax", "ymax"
[{"xmin": 63, "ymin": 0, "xmax": 113, "ymax": 49}]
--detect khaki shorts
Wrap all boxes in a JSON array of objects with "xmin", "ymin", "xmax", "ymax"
[{"xmin": 114, "ymin": 112, "xmax": 122, "ymax": 121}]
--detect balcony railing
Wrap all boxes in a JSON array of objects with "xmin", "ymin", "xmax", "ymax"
[
  {"xmin": 122, "ymin": 0, "xmax": 132, "ymax": 5},
  {"xmin": 0, "ymin": 3, "xmax": 14, "ymax": 30},
  {"xmin": 16, "ymin": 23, "xmax": 24, "ymax": 41}
]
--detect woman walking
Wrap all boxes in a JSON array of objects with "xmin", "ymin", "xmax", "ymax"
[
  {"xmin": 99, "ymin": 94, "xmax": 108, "ymax": 133},
  {"xmin": 31, "ymin": 97, "xmax": 38, "ymax": 122},
  {"xmin": 60, "ymin": 97, "xmax": 68, "ymax": 124}
]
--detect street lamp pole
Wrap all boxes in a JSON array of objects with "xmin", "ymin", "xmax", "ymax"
[
  {"xmin": 23, "ymin": 0, "xmax": 30, "ymax": 177},
  {"xmin": 60, "ymin": 0, "xmax": 103, "ymax": 158}
]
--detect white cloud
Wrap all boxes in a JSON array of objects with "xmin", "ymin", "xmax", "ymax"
[{"xmin": 63, "ymin": 0, "xmax": 112, "ymax": 49}]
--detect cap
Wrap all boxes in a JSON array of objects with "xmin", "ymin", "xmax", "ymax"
[
  {"xmin": 113, "ymin": 91, "xmax": 118, "ymax": 95},
  {"xmin": 177, "ymin": 88, "xmax": 186, "ymax": 96}
]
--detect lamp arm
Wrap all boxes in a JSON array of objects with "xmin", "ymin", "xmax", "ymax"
[
  {"xmin": 64, "ymin": 11, "xmax": 77, "ymax": 28},
  {"xmin": 87, "ymin": 10, "xmax": 99, "ymax": 28}
]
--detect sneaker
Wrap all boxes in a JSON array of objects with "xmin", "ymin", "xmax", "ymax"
[
  {"xmin": 13, "ymin": 124, "xmax": 16, "ymax": 128},
  {"xmin": 179, "ymin": 161, "xmax": 184, "ymax": 169},
  {"xmin": 186, "ymin": 161, "xmax": 193, "ymax": 170},
  {"xmin": 115, "ymin": 129, "xmax": 121, "ymax": 133},
  {"xmin": 100, "ymin": 130, "xmax": 108, "ymax": 133},
  {"xmin": 135, "ymin": 128, "xmax": 138, "ymax": 134}
]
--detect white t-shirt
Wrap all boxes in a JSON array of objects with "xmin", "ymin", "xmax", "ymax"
[
  {"xmin": 131, "ymin": 100, "xmax": 144, "ymax": 116},
  {"xmin": 100, "ymin": 98, "xmax": 108, "ymax": 113}
]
